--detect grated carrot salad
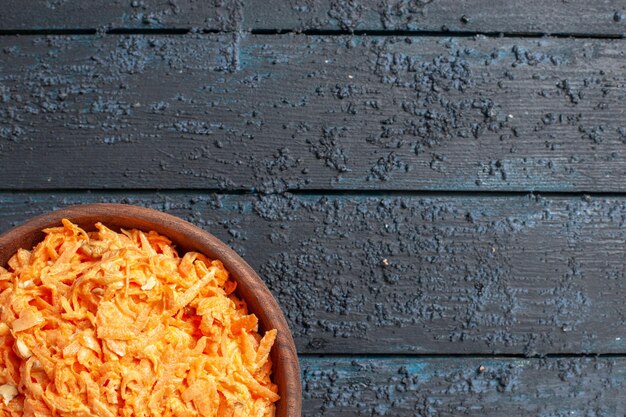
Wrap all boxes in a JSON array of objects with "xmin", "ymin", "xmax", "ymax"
[{"xmin": 0, "ymin": 220, "xmax": 279, "ymax": 417}]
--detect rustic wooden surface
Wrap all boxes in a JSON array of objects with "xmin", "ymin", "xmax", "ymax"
[
  {"xmin": 3, "ymin": 192, "xmax": 626, "ymax": 356},
  {"xmin": 2, "ymin": 1, "xmax": 626, "ymax": 415},
  {"xmin": 300, "ymin": 356, "xmax": 626, "ymax": 417},
  {"xmin": 246, "ymin": 0, "xmax": 626, "ymax": 36},
  {"xmin": 2, "ymin": 34, "xmax": 626, "ymax": 191},
  {"xmin": 3, "ymin": 1, "xmax": 626, "ymax": 35},
  {"xmin": 0, "ymin": 1, "xmax": 237, "ymax": 31}
]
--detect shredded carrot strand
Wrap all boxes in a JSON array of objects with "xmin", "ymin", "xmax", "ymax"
[{"xmin": 0, "ymin": 220, "xmax": 278, "ymax": 417}]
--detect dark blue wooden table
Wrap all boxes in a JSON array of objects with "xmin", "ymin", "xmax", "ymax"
[{"xmin": 2, "ymin": 1, "xmax": 626, "ymax": 415}]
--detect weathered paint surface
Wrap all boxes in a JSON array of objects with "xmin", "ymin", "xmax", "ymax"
[
  {"xmin": 1, "ymin": 35, "xmax": 626, "ymax": 191},
  {"xmin": 2, "ymin": 192, "xmax": 626, "ymax": 355},
  {"xmin": 301, "ymin": 356, "xmax": 626, "ymax": 416},
  {"xmin": 3, "ymin": 0, "xmax": 625, "ymax": 35},
  {"xmin": 0, "ymin": 0, "xmax": 239, "ymax": 31},
  {"xmin": 247, "ymin": 0, "xmax": 626, "ymax": 35},
  {"xmin": 2, "ymin": 2, "xmax": 626, "ymax": 415}
]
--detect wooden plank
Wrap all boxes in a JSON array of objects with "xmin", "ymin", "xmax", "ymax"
[
  {"xmin": 301, "ymin": 356, "xmax": 626, "ymax": 416},
  {"xmin": 2, "ymin": 34, "xmax": 626, "ymax": 192},
  {"xmin": 245, "ymin": 0, "xmax": 626, "ymax": 35},
  {"xmin": 2, "ymin": 192, "xmax": 626, "ymax": 355},
  {"xmin": 0, "ymin": 1, "xmax": 238, "ymax": 31},
  {"xmin": 3, "ymin": 0, "xmax": 625, "ymax": 35}
]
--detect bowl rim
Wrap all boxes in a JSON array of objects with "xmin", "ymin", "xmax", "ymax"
[{"xmin": 0, "ymin": 203, "xmax": 302, "ymax": 417}]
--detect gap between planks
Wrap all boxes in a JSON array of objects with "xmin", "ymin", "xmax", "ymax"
[
  {"xmin": 0, "ymin": 28, "xmax": 623, "ymax": 39},
  {"xmin": 298, "ymin": 352, "xmax": 626, "ymax": 359},
  {"xmin": 4, "ymin": 189, "xmax": 626, "ymax": 199}
]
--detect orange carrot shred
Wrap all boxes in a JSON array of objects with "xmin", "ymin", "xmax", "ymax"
[{"xmin": 0, "ymin": 220, "xmax": 279, "ymax": 417}]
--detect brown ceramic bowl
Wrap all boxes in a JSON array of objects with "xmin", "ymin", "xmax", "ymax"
[{"xmin": 0, "ymin": 203, "xmax": 301, "ymax": 417}]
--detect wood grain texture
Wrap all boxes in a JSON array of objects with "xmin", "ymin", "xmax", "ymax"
[
  {"xmin": 245, "ymin": 0, "xmax": 626, "ymax": 35},
  {"xmin": 301, "ymin": 356, "xmax": 626, "ymax": 416},
  {"xmin": 3, "ymin": 192, "xmax": 626, "ymax": 355},
  {"xmin": 0, "ymin": 0, "xmax": 239, "ymax": 31},
  {"xmin": 3, "ymin": 0, "xmax": 625, "ymax": 35},
  {"xmin": 2, "ymin": 34, "xmax": 626, "ymax": 192}
]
